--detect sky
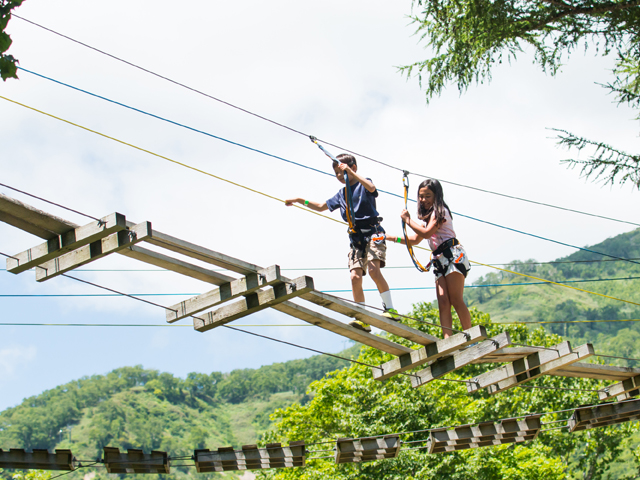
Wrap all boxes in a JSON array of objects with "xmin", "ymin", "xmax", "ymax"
[{"xmin": 0, "ymin": 0, "xmax": 638, "ymax": 411}]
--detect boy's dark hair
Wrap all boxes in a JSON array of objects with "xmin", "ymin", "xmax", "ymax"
[
  {"xmin": 333, "ymin": 153, "xmax": 357, "ymax": 168},
  {"xmin": 417, "ymin": 178, "xmax": 452, "ymax": 226}
]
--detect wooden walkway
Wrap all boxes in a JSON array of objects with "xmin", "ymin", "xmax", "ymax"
[{"xmin": 2, "ymin": 192, "xmax": 639, "ymax": 403}]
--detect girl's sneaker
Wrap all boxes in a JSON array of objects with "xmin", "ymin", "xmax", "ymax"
[{"xmin": 349, "ymin": 320, "xmax": 371, "ymax": 332}]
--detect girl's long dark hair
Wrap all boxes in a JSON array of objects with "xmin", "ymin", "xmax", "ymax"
[{"xmin": 417, "ymin": 178, "xmax": 452, "ymax": 226}]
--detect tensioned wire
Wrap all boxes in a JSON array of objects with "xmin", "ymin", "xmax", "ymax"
[
  {"xmin": 11, "ymin": 14, "xmax": 639, "ymax": 229},
  {"xmin": 0, "ymin": 104, "xmax": 638, "ymax": 311},
  {"xmin": 12, "ymin": 69, "xmax": 640, "ymax": 270}
]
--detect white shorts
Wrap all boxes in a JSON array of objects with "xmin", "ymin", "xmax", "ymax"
[{"xmin": 433, "ymin": 244, "xmax": 470, "ymax": 280}]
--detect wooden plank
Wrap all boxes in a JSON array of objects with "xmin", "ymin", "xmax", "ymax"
[
  {"xmin": 568, "ymin": 399, "xmax": 640, "ymax": 432},
  {"xmin": 0, "ymin": 193, "xmax": 77, "ymax": 239},
  {"xmin": 471, "ymin": 347, "xmax": 538, "ymax": 364},
  {"xmin": 272, "ymin": 301, "xmax": 412, "ymax": 356},
  {"xmin": 119, "ymin": 245, "xmax": 237, "ymax": 285},
  {"xmin": 335, "ymin": 436, "xmax": 400, "ymax": 464},
  {"xmin": 466, "ymin": 341, "xmax": 572, "ymax": 393},
  {"xmin": 165, "ymin": 265, "xmax": 283, "ymax": 323},
  {"xmin": 598, "ymin": 374, "xmax": 640, "ymax": 401},
  {"xmin": 300, "ymin": 291, "xmax": 440, "ymax": 346},
  {"xmin": 0, "ymin": 449, "xmax": 75, "ymax": 471},
  {"xmin": 7, "ymin": 213, "xmax": 127, "ymax": 274},
  {"xmin": 103, "ymin": 448, "xmax": 169, "ymax": 474},
  {"xmin": 194, "ymin": 443, "xmax": 305, "ymax": 472},
  {"xmin": 144, "ymin": 230, "xmax": 260, "ymax": 275},
  {"xmin": 35, "ymin": 222, "xmax": 152, "ymax": 281},
  {"xmin": 373, "ymin": 326, "xmax": 488, "ymax": 381},
  {"xmin": 194, "ymin": 277, "xmax": 314, "ymax": 332},
  {"xmin": 411, "ymin": 332, "xmax": 512, "ymax": 388},
  {"xmin": 486, "ymin": 343, "xmax": 595, "ymax": 395},
  {"xmin": 551, "ymin": 363, "xmax": 640, "ymax": 382}
]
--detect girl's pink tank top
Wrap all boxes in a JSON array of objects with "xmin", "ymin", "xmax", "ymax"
[{"xmin": 425, "ymin": 209, "xmax": 456, "ymax": 252}]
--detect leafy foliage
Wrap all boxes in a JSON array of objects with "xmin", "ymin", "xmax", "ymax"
[{"xmin": 0, "ymin": 0, "xmax": 23, "ymax": 81}]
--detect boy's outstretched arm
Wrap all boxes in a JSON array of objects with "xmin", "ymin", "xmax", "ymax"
[
  {"xmin": 284, "ymin": 198, "xmax": 328, "ymax": 212},
  {"xmin": 386, "ymin": 233, "xmax": 423, "ymax": 247}
]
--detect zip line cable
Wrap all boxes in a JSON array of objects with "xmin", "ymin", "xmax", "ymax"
[
  {"xmin": 3, "ymin": 92, "xmax": 640, "ymax": 276},
  {"xmin": 12, "ymin": 14, "xmax": 639, "ymax": 228}
]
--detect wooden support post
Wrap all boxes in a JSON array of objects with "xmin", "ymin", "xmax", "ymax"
[
  {"xmin": 300, "ymin": 291, "xmax": 440, "ymax": 345},
  {"xmin": 568, "ymin": 399, "xmax": 640, "ymax": 433},
  {"xmin": 335, "ymin": 436, "xmax": 400, "ymax": 464},
  {"xmin": 7, "ymin": 213, "xmax": 127, "ymax": 274},
  {"xmin": 0, "ymin": 449, "xmax": 75, "ymax": 471},
  {"xmin": 119, "ymin": 245, "xmax": 236, "ymax": 285},
  {"xmin": 466, "ymin": 341, "xmax": 572, "ymax": 393},
  {"xmin": 598, "ymin": 375, "xmax": 640, "ymax": 401},
  {"xmin": 194, "ymin": 442, "xmax": 305, "ymax": 472},
  {"xmin": 486, "ymin": 343, "xmax": 595, "ymax": 395},
  {"xmin": 373, "ymin": 326, "xmax": 487, "ymax": 381},
  {"xmin": 272, "ymin": 301, "xmax": 412, "ymax": 356},
  {"xmin": 35, "ymin": 222, "xmax": 152, "ymax": 282},
  {"xmin": 103, "ymin": 447, "xmax": 169, "ymax": 474},
  {"xmin": 410, "ymin": 332, "xmax": 512, "ymax": 389},
  {"xmin": 193, "ymin": 277, "xmax": 314, "ymax": 332},
  {"xmin": 165, "ymin": 265, "xmax": 282, "ymax": 323}
]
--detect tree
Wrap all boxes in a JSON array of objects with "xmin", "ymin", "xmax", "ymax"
[
  {"xmin": 0, "ymin": 0, "xmax": 23, "ymax": 80},
  {"xmin": 258, "ymin": 303, "xmax": 638, "ymax": 479},
  {"xmin": 401, "ymin": 0, "xmax": 640, "ymax": 188}
]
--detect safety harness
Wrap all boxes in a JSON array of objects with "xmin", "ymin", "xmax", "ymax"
[{"xmin": 310, "ymin": 136, "xmax": 383, "ymax": 251}]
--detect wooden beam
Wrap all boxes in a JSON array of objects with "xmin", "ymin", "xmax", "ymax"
[
  {"xmin": 466, "ymin": 341, "xmax": 572, "ymax": 393},
  {"xmin": 103, "ymin": 448, "xmax": 169, "ymax": 474},
  {"xmin": 35, "ymin": 222, "xmax": 152, "ymax": 282},
  {"xmin": 194, "ymin": 442, "xmax": 305, "ymax": 472},
  {"xmin": 119, "ymin": 245, "xmax": 237, "ymax": 285},
  {"xmin": 0, "ymin": 449, "xmax": 75, "ymax": 471},
  {"xmin": 486, "ymin": 343, "xmax": 595, "ymax": 395},
  {"xmin": 300, "ymin": 291, "xmax": 440, "ymax": 346},
  {"xmin": 598, "ymin": 374, "xmax": 640, "ymax": 401},
  {"xmin": 144, "ymin": 230, "xmax": 260, "ymax": 275},
  {"xmin": 551, "ymin": 363, "xmax": 640, "ymax": 382},
  {"xmin": 6, "ymin": 213, "xmax": 127, "ymax": 274},
  {"xmin": 410, "ymin": 332, "xmax": 512, "ymax": 388},
  {"xmin": 472, "ymin": 347, "xmax": 539, "ymax": 364},
  {"xmin": 568, "ymin": 399, "xmax": 640, "ymax": 433},
  {"xmin": 193, "ymin": 277, "xmax": 314, "ymax": 332},
  {"xmin": 0, "ymin": 193, "xmax": 77, "ymax": 239},
  {"xmin": 335, "ymin": 436, "xmax": 400, "ymax": 464},
  {"xmin": 373, "ymin": 326, "xmax": 488, "ymax": 381},
  {"xmin": 272, "ymin": 301, "xmax": 412, "ymax": 356},
  {"xmin": 165, "ymin": 265, "xmax": 283, "ymax": 323}
]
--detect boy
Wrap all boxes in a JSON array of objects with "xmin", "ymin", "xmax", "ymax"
[{"xmin": 285, "ymin": 154, "xmax": 396, "ymax": 332}]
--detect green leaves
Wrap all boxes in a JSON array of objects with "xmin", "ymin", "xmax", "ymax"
[{"xmin": 0, "ymin": 0, "xmax": 24, "ymax": 81}]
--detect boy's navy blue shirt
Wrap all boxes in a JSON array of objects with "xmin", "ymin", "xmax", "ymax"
[{"xmin": 326, "ymin": 178, "xmax": 380, "ymax": 227}]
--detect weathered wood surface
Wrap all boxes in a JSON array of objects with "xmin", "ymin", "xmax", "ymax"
[
  {"xmin": 471, "ymin": 347, "xmax": 539, "ymax": 364},
  {"xmin": 335, "ymin": 436, "xmax": 400, "ymax": 464},
  {"xmin": 466, "ymin": 341, "xmax": 572, "ymax": 393},
  {"xmin": 597, "ymin": 374, "xmax": 640, "ymax": 401},
  {"xmin": 194, "ymin": 277, "xmax": 314, "ymax": 332},
  {"xmin": 272, "ymin": 301, "xmax": 413, "ymax": 356},
  {"xmin": 301, "ymin": 291, "xmax": 439, "ymax": 346},
  {"xmin": 166, "ymin": 265, "xmax": 283, "ymax": 322},
  {"xmin": 552, "ymin": 363, "xmax": 640, "ymax": 382},
  {"xmin": 568, "ymin": 399, "xmax": 640, "ymax": 433},
  {"xmin": 373, "ymin": 326, "xmax": 488, "ymax": 381},
  {"xmin": 0, "ymin": 449, "xmax": 75, "ymax": 471},
  {"xmin": 194, "ymin": 443, "xmax": 305, "ymax": 472},
  {"xmin": 411, "ymin": 333, "xmax": 512, "ymax": 388},
  {"xmin": 103, "ymin": 447, "xmax": 169, "ymax": 474},
  {"xmin": 119, "ymin": 246, "xmax": 237, "ymax": 285},
  {"xmin": 0, "ymin": 193, "xmax": 77, "ymax": 239},
  {"xmin": 35, "ymin": 222, "xmax": 152, "ymax": 282},
  {"xmin": 486, "ymin": 343, "xmax": 595, "ymax": 395},
  {"xmin": 7, "ymin": 213, "xmax": 127, "ymax": 274}
]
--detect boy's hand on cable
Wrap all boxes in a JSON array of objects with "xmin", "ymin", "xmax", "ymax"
[
  {"xmin": 337, "ymin": 163, "xmax": 353, "ymax": 175},
  {"xmin": 284, "ymin": 198, "xmax": 298, "ymax": 206},
  {"xmin": 400, "ymin": 209, "xmax": 410, "ymax": 222}
]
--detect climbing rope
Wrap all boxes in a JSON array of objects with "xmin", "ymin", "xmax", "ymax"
[{"xmin": 402, "ymin": 172, "xmax": 430, "ymax": 273}]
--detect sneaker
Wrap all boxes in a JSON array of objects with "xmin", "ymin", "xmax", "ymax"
[
  {"xmin": 349, "ymin": 320, "xmax": 372, "ymax": 333},
  {"xmin": 381, "ymin": 308, "xmax": 400, "ymax": 321}
]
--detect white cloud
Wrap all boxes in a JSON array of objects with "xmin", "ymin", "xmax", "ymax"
[{"xmin": 0, "ymin": 346, "xmax": 37, "ymax": 378}]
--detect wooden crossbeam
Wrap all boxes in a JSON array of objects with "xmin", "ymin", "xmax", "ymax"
[
  {"xmin": 472, "ymin": 347, "xmax": 539, "ymax": 364},
  {"xmin": 551, "ymin": 363, "xmax": 640, "ymax": 382},
  {"xmin": 300, "ymin": 291, "xmax": 439, "ymax": 346},
  {"xmin": 119, "ymin": 245, "xmax": 236, "ymax": 285},
  {"xmin": 0, "ymin": 449, "xmax": 75, "ymax": 471},
  {"xmin": 373, "ymin": 326, "xmax": 487, "ymax": 381},
  {"xmin": 194, "ymin": 277, "xmax": 314, "ymax": 332},
  {"xmin": 598, "ymin": 375, "xmax": 640, "ymax": 401},
  {"xmin": 165, "ymin": 265, "xmax": 282, "ymax": 323},
  {"xmin": 194, "ymin": 442, "xmax": 305, "ymax": 472},
  {"xmin": 6, "ymin": 213, "xmax": 127, "ymax": 274},
  {"xmin": 0, "ymin": 193, "xmax": 77, "ymax": 239},
  {"xmin": 486, "ymin": 343, "xmax": 594, "ymax": 395},
  {"xmin": 466, "ymin": 341, "xmax": 572, "ymax": 393},
  {"xmin": 103, "ymin": 447, "xmax": 169, "ymax": 474},
  {"xmin": 410, "ymin": 332, "xmax": 512, "ymax": 388},
  {"xmin": 335, "ymin": 436, "xmax": 400, "ymax": 464},
  {"xmin": 568, "ymin": 399, "xmax": 640, "ymax": 433},
  {"xmin": 35, "ymin": 222, "xmax": 152, "ymax": 282},
  {"xmin": 272, "ymin": 301, "xmax": 412, "ymax": 356}
]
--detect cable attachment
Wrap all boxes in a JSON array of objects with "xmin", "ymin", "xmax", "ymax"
[
  {"xmin": 464, "ymin": 332, "xmax": 471, "ymax": 341},
  {"xmin": 309, "ymin": 135, "xmax": 318, "ymax": 144}
]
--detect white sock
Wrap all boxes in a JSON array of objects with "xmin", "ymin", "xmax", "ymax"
[{"xmin": 380, "ymin": 290, "xmax": 394, "ymax": 311}]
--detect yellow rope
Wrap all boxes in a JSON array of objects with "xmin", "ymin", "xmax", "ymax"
[
  {"xmin": 499, "ymin": 319, "xmax": 640, "ymax": 325},
  {"xmin": 3, "ymin": 95, "xmax": 638, "ymax": 308}
]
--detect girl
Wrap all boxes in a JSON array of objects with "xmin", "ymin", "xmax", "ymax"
[{"xmin": 388, "ymin": 179, "xmax": 472, "ymax": 338}]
